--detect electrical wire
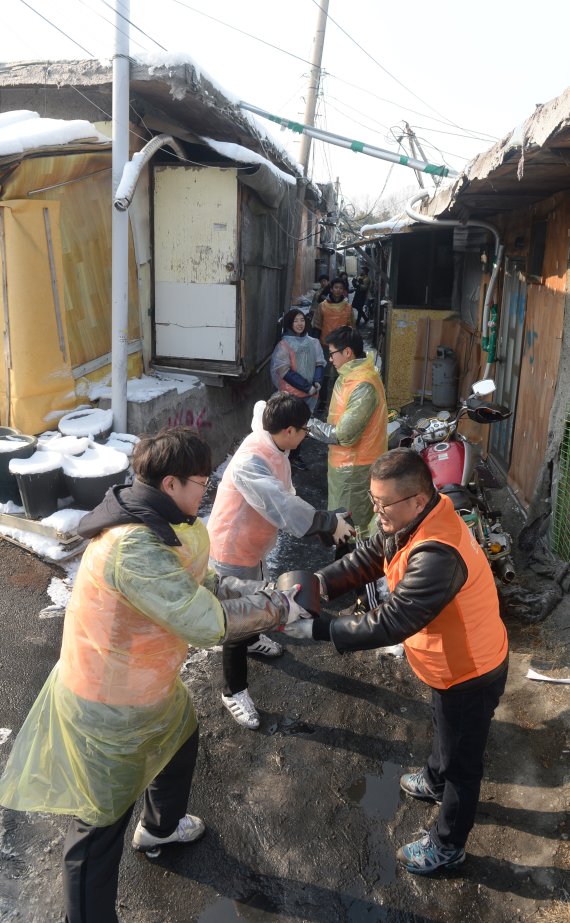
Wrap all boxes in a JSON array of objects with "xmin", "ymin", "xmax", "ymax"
[
  {"xmin": 97, "ymin": 0, "xmax": 168, "ymax": 51},
  {"xmin": 308, "ymin": 0, "xmax": 494, "ymax": 138},
  {"xmin": 161, "ymin": 0, "xmax": 498, "ymax": 143},
  {"xmin": 168, "ymin": 0, "xmax": 314, "ymax": 67},
  {"xmin": 17, "ymin": 0, "xmax": 95, "ymax": 57},
  {"xmin": 75, "ymin": 0, "xmax": 150, "ymax": 53}
]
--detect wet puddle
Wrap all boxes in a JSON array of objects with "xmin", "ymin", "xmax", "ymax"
[
  {"xmin": 267, "ymin": 715, "xmax": 315, "ymax": 736},
  {"xmin": 198, "ymin": 894, "xmax": 280, "ymax": 922},
  {"xmin": 343, "ymin": 761, "xmax": 402, "ymax": 886},
  {"xmin": 344, "ymin": 761, "xmax": 401, "ymax": 820}
]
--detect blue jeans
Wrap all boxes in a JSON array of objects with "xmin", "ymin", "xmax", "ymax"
[{"xmin": 424, "ymin": 663, "xmax": 508, "ymax": 848}]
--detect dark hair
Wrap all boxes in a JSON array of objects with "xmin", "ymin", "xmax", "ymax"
[
  {"xmin": 132, "ymin": 427, "xmax": 212, "ymax": 488},
  {"xmin": 262, "ymin": 393, "xmax": 311, "ymax": 433},
  {"xmin": 370, "ymin": 448, "xmax": 434, "ymax": 496},
  {"xmin": 283, "ymin": 308, "xmax": 307, "ymax": 335},
  {"xmin": 319, "ymin": 274, "xmax": 329, "ymax": 283},
  {"xmin": 325, "ymin": 325, "xmax": 364, "ymax": 358},
  {"xmin": 330, "ymin": 277, "xmax": 344, "ymax": 288}
]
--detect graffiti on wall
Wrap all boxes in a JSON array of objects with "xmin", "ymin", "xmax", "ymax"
[{"xmin": 166, "ymin": 407, "xmax": 212, "ymax": 433}]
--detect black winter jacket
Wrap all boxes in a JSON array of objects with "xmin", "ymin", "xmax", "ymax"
[{"xmin": 313, "ymin": 493, "xmax": 469, "ymax": 653}]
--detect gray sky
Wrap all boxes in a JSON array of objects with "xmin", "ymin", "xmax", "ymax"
[{"xmin": 1, "ymin": 0, "xmax": 568, "ymax": 213}]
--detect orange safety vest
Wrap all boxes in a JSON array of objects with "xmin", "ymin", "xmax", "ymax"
[
  {"xmin": 329, "ymin": 354, "xmax": 387, "ymax": 468},
  {"xmin": 385, "ymin": 494, "xmax": 508, "ymax": 689},
  {"xmin": 59, "ymin": 522, "xmax": 210, "ymax": 706},
  {"xmin": 319, "ymin": 299, "xmax": 353, "ymax": 345},
  {"xmin": 208, "ymin": 429, "xmax": 292, "ymax": 568}
]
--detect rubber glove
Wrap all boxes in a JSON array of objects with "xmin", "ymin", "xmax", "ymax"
[
  {"xmin": 284, "ymin": 619, "xmax": 314, "ymax": 639},
  {"xmin": 333, "ymin": 512, "xmax": 355, "ymax": 544},
  {"xmin": 281, "ymin": 584, "xmax": 313, "ymax": 623}
]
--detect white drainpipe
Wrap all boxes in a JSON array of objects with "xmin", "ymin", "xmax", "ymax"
[{"xmin": 405, "ymin": 190, "xmax": 504, "ymax": 379}]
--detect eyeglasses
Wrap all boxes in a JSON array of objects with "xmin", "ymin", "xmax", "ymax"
[
  {"xmin": 367, "ymin": 491, "xmax": 418, "ymax": 514},
  {"xmin": 329, "ymin": 348, "xmax": 344, "ymax": 358},
  {"xmin": 186, "ymin": 477, "xmax": 212, "ymax": 492}
]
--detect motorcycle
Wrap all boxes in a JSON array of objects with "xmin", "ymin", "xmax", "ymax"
[{"xmin": 392, "ymin": 380, "xmax": 516, "ymax": 584}]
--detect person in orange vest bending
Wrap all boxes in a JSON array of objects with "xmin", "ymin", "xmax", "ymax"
[
  {"xmin": 311, "ymin": 277, "xmax": 355, "ymax": 412},
  {"xmin": 0, "ymin": 428, "xmax": 308, "ymax": 923},
  {"xmin": 285, "ymin": 448, "xmax": 509, "ymax": 875},
  {"xmin": 307, "ymin": 325, "xmax": 387, "ymax": 549},
  {"xmin": 208, "ymin": 393, "xmax": 354, "ymax": 730}
]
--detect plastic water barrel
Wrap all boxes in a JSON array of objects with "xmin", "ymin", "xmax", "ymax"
[{"xmin": 432, "ymin": 346, "xmax": 458, "ymax": 408}]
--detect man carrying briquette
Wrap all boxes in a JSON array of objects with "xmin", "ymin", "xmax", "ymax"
[{"xmin": 285, "ymin": 447, "xmax": 508, "ymax": 874}]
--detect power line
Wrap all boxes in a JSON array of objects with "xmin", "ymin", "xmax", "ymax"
[
  {"xmin": 18, "ymin": 0, "xmax": 95, "ymax": 57},
  {"xmin": 98, "ymin": 0, "xmax": 168, "ymax": 51},
  {"xmin": 308, "ymin": 0, "xmax": 478, "ymax": 134},
  {"xmin": 163, "ymin": 0, "xmax": 497, "ymax": 142},
  {"xmin": 75, "ymin": 0, "xmax": 150, "ymax": 53},
  {"xmin": 168, "ymin": 0, "xmax": 314, "ymax": 67}
]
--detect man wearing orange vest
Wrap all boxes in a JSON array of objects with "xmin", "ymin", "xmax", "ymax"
[
  {"xmin": 0, "ymin": 428, "xmax": 308, "ymax": 923},
  {"xmin": 307, "ymin": 325, "xmax": 387, "ymax": 545},
  {"xmin": 311, "ymin": 277, "xmax": 355, "ymax": 412},
  {"xmin": 208, "ymin": 393, "xmax": 354, "ymax": 730},
  {"xmin": 285, "ymin": 448, "xmax": 508, "ymax": 874}
]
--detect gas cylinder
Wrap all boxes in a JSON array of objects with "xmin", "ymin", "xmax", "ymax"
[{"xmin": 432, "ymin": 346, "xmax": 458, "ymax": 408}]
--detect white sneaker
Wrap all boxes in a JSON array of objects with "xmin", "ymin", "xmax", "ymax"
[
  {"xmin": 246, "ymin": 633, "xmax": 283, "ymax": 658},
  {"xmin": 132, "ymin": 813, "xmax": 205, "ymax": 851},
  {"xmin": 221, "ymin": 689, "xmax": 260, "ymax": 729}
]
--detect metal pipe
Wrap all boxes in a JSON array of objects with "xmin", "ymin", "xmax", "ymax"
[
  {"xmin": 114, "ymin": 134, "xmax": 187, "ymax": 211},
  {"xmin": 239, "ymin": 102, "xmax": 458, "ymax": 178},
  {"xmin": 111, "ymin": 0, "xmax": 130, "ymax": 433},
  {"xmin": 405, "ymin": 190, "xmax": 504, "ymax": 379}
]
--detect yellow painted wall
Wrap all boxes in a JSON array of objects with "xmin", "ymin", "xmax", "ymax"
[{"xmin": 385, "ymin": 307, "xmax": 460, "ymax": 409}]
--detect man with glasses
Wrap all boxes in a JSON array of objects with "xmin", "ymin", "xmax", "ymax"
[
  {"xmin": 0, "ymin": 427, "xmax": 309, "ymax": 923},
  {"xmin": 286, "ymin": 447, "xmax": 508, "ymax": 875},
  {"xmin": 307, "ymin": 326, "xmax": 387, "ymax": 549},
  {"xmin": 208, "ymin": 392, "xmax": 353, "ymax": 729}
]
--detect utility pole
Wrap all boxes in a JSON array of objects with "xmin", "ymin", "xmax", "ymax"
[
  {"xmin": 298, "ymin": 0, "xmax": 329, "ymax": 177},
  {"xmin": 111, "ymin": 0, "xmax": 130, "ymax": 433}
]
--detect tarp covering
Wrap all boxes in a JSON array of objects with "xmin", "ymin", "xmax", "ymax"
[{"xmin": 0, "ymin": 199, "xmax": 76, "ymax": 433}]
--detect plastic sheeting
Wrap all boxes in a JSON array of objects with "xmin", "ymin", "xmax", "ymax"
[{"xmin": 0, "ymin": 200, "xmax": 76, "ymax": 432}]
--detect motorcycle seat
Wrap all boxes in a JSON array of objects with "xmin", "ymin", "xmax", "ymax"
[{"xmin": 439, "ymin": 484, "xmax": 476, "ymax": 511}]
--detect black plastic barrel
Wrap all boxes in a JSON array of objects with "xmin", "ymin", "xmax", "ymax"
[
  {"xmin": 0, "ymin": 433, "xmax": 38, "ymax": 503},
  {"xmin": 14, "ymin": 467, "xmax": 62, "ymax": 519}
]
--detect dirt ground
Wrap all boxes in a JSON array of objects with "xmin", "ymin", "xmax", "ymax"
[{"xmin": 0, "ymin": 435, "xmax": 569, "ymax": 923}]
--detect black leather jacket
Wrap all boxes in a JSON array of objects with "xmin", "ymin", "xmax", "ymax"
[{"xmin": 314, "ymin": 494, "xmax": 468, "ymax": 653}]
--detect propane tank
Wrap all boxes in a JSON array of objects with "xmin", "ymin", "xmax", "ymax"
[{"xmin": 432, "ymin": 346, "xmax": 458, "ymax": 408}]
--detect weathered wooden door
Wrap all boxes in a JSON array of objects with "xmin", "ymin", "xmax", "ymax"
[
  {"xmin": 489, "ymin": 258, "xmax": 527, "ymax": 472},
  {"xmin": 153, "ymin": 165, "xmax": 238, "ymax": 363}
]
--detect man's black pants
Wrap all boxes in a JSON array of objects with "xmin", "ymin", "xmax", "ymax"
[
  {"xmin": 63, "ymin": 728, "xmax": 199, "ymax": 923},
  {"xmin": 424, "ymin": 664, "xmax": 508, "ymax": 849}
]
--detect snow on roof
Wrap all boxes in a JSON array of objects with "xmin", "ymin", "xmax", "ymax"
[
  {"xmin": 132, "ymin": 51, "xmax": 299, "ymax": 175},
  {"xmin": 201, "ymin": 137, "xmax": 297, "ymax": 185},
  {"xmin": 359, "ymin": 214, "xmax": 415, "ymax": 238},
  {"xmin": 0, "ymin": 109, "xmax": 110, "ymax": 157}
]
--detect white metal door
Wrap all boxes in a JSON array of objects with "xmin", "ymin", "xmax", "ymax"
[{"xmin": 153, "ymin": 166, "xmax": 238, "ymax": 361}]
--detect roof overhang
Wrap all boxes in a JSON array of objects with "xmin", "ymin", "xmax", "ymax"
[{"xmin": 421, "ymin": 85, "xmax": 570, "ymax": 221}]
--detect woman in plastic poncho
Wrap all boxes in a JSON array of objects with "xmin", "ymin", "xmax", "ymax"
[{"xmin": 270, "ymin": 308, "xmax": 326, "ymax": 470}]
